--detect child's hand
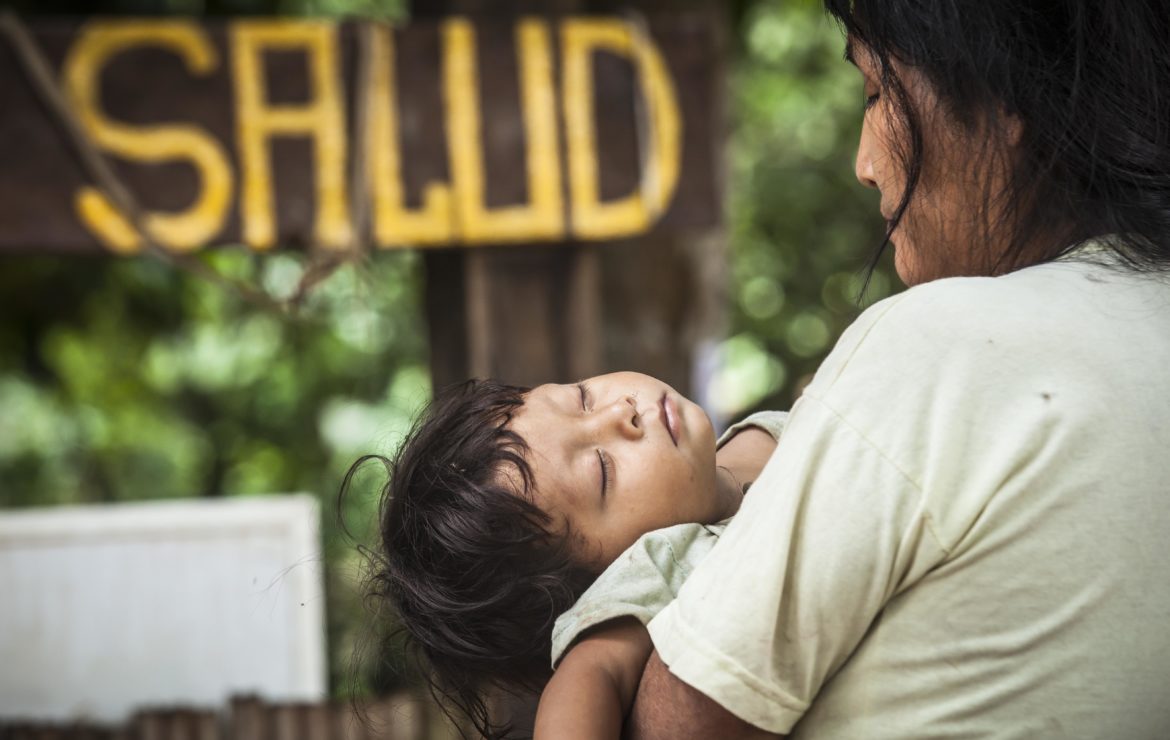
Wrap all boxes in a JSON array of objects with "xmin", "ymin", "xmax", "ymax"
[
  {"xmin": 535, "ymin": 617, "xmax": 652, "ymax": 739},
  {"xmin": 716, "ymin": 427, "xmax": 778, "ymax": 496}
]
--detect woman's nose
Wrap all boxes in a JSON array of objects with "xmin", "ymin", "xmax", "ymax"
[
  {"xmin": 855, "ymin": 147, "xmax": 877, "ymax": 190},
  {"xmin": 854, "ymin": 120, "xmax": 878, "ymax": 190}
]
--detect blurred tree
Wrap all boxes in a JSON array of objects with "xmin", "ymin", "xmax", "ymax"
[
  {"xmin": 0, "ymin": 250, "xmax": 430, "ymax": 694},
  {"xmin": 708, "ymin": 0, "xmax": 893, "ymax": 421}
]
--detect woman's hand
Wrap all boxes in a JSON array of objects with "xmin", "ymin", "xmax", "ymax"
[{"xmin": 626, "ymin": 651, "xmax": 785, "ymax": 740}]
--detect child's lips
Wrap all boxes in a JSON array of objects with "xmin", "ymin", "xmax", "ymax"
[{"xmin": 660, "ymin": 393, "xmax": 680, "ymax": 446}]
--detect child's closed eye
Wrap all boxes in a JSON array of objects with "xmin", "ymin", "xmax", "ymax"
[{"xmin": 597, "ymin": 449, "xmax": 614, "ymax": 499}]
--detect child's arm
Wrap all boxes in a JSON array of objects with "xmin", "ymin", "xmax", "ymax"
[
  {"xmin": 716, "ymin": 426, "xmax": 778, "ymax": 494},
  {"xmin": 534, "ymin": 617, "xmax": 652, "ymax": 739}
]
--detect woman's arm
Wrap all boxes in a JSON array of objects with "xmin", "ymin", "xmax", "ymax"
[
  {"xmin": 625, "ymin": 651, "xmax": 784, "ymax": 740},
  {"xmin": 534, "ymin": 618, "xmax": 653, "ymax": 740}
]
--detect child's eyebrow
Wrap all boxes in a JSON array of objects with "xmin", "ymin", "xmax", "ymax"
[{"xmin": 844, "ymin": 38, "xmax": 857, "ymax": 67}]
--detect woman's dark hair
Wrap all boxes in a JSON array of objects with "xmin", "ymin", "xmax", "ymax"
[
  {"xmin": 825, "ymin": 0, "xmax": 1170, "ymax": 276},
  {"xmin": 341, "ymin": 380, "xmax": 594, "ymax": 739}
]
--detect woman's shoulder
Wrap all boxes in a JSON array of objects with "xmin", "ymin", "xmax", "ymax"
[
  {"xmin": 865, "ymin": 261, "xmax": 1093, "ymax": 331},
  {"xmin": 807, "ymin": 274, "xmax": 1007, "ymax": 392},
  {"xmin": 809, "ymin": 257, "xmax": 1168, "ymax": 398}
]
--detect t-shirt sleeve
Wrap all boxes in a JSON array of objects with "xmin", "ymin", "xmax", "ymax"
[
  {"xmin": 718, "ymin": 410, "xmax": 789, "ymax": 447},
  {"xmin": 550, "ymin": 522, "xmax": 724, "ymax": 668},
  {"xmin": 646, "ymin": 296, "xmax": 952, "ymax": 734}
]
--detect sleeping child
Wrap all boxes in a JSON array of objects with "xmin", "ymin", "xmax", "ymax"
[{"xmin": 348, "ymin": 371, "xmax": 784, "ymax": 739}]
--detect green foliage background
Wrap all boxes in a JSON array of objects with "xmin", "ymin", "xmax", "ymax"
[
  {"xmin": 0, "ymin": 0, "xmax": 894, "ymax": 699},
  {"xmin": 711, "ymin": 0, "xmax": 892, "ymax": 419}
]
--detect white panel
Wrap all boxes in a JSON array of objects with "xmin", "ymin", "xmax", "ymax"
[{"xmin": 0, "ymin": 495, "xmax": 326, "ymax": 723}]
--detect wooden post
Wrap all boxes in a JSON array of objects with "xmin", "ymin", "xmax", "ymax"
[
  {"xmin": 410, "ymin": 0, "xmax": 726, "ymax": 735},
  {"xmin": 413, "ymin": 2, "xmax": 596, "ymax": 731},
  {"xmin": 226, "ymin": 698, "xmax": 264, "ymax": 740},
  {"xmin": 425, "ymin": 244, "xmax": 603, "ymax": 391},
  {"xmin": 415, "ymin": 1, "xmax": 723, "ymax": 400},
  {"xmin": 417, "ymin": 0, "xmax": 604, "ymax": 389}
]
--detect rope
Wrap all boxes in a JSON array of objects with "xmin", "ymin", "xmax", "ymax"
[
  {"xmin": 0, "ymin": 10, "xmax": 295, "ymax": 317},
  {"xmin": 286, "ymin": 20, "xmax": 379, "ymax": 309}
]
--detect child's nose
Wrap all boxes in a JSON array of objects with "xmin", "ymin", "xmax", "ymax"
[{"xmin": 602, "ymin": 395, "xmax": 643, "ymax": 440}]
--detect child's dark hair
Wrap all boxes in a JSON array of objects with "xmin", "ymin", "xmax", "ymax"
[{"xmin": 343, "ymin": 379, "xmax": 594, "ymax": 739}]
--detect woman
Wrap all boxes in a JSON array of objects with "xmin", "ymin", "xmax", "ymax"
[{"xmin": 625, "ymin": 1, "xmax": 1170, "ymax": 738}]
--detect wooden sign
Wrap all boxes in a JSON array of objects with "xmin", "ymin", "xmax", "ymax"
[{"xmin": 0, "ymin": 16, "xmax": 720, "ymax": 254}]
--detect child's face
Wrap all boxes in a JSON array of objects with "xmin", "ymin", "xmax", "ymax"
[{"xmin": 508, "ymin": 371, "xmax": 739, "ymax": 570}]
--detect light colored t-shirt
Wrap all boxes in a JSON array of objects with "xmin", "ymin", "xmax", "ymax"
[
  {"xmin": 550, "ymin": 411, "xmax": 789, "ymax": 668},
  {"xmin": 648, "ymin": 243, "xmax": 1170, "ymax": 738}
]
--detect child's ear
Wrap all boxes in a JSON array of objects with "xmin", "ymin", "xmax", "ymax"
[{"xmin": 1001, "ymin": 108, "xmax": 1024, "ymax": 147}]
